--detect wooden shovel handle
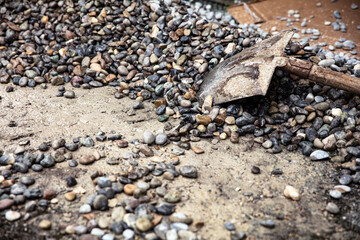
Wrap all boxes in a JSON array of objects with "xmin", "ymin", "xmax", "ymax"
[{"xmin": 281, "ymin": 57, "xmax": 360, "ymax": 95}]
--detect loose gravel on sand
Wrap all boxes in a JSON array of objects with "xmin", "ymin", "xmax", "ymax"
[{"xmin": 0, "ymin": 0, "xmax": 360, "ymax": 239}]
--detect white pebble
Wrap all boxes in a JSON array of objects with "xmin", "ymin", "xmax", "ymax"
[
  {"xmin": 91, "ymin": 228, "xmax": 104, "ymax": 236},
  {"xmin": 331, "ymin": 108, "xmax": 342, "ymax": 117},
  {"xmin": 284, "ymin": 185, "xmax": 300, "ymax": 200},
  {"xmin": 5, "ymin": 210, "xmax": 21, "ymax": 221},
  {"xmin": 143, "ymin": 131, "xmax": 155, "ymax": 144}
]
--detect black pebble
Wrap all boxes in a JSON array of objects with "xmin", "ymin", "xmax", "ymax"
[
  {"xmin": 251, "ymin": 166, "xmax": 261, "ymax": 174},
  {"xmin": 271, "ymin": 168, "xmax": 283, "ymax": 175},
  {"xmin": 66, "ymin": 176, "xmax": 77, "ymax": 187}
]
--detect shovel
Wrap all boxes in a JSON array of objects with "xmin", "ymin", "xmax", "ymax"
[{"xmin": 197, "ymin": 31, "xmax": 360, "ymax": 105}]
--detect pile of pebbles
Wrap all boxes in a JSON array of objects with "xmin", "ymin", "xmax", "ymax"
[
  {"xmin": 0, "ymin": 0, "xmax": 360, "ymax": 237},
  {"xmin": 190, "ymin": 1, "xmax": 235, "ymax": 25},
  {"xmin": 0, "ymin": 133, "xmax": 201, "ymax": 239}
]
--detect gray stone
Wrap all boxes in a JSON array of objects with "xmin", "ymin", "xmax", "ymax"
[
  {"xmin": 19, "ymin": 77, "xmax": 28, "ymax": 87},
  {"xmin": 90, "ymin": 228, "xmax": 104, "ymax": 237},
  {"xmin": 79, "ymin": 204, "xmax": 92, "ymax": 213},
  {"xmin": 155, "ymin": 133, "xmax": 167, "ymax": 145},
  {"xmin": 97, "ymin": 177, "xmax": 111, "ymax": 188},
  {"xmin": 329, "ymin": 190, "xmax": 342, "ymax": 199},
  {"xmin": 5, "ymin": 210, "xmax": 21, "ymax": 221},
  {"xmin": 326, "ymin": 202, "xmax": 340, "ymax": 214},
  {"xmin": 133, "ymin": 101, "xmax": 144, "ymax": 109},
  {"xmin": 40, "ymin": 154, "xmax": 55, "ymax": 167},
  {"xmin": 93, "ymin": 195, "xmax": 108, "ymax": 210},
  {"xmin": 318, "ymin": 59, "xmax": 335, "ymax": 67},
  {"xmin": 310, "ymin": 150, "xmax": 329, "ymax": 161},
  {"xmin": 339, "ymin": 175, "xmax": 352, "ymax": 185},
  {"xmin": 11, "ymin": 183, "xmax": 27, "ymax": 195},
  {"xmin": 25, "ymin": 70, "xmax": 37, "ymax": 79},
  {"xmin": 179, "ymin": 166, "xmax": 198, "ymax": 178},
  {"xmin": 75, "ymin": 225, "xmax": 87, "ymax": 235},
  {"xmin": 260, "ymin": 219, "xmax": 275, "ymax": 228},
  {"xmin": 123, "ymin": 229, "xmax": 135, "ymax": 240},
  {"xmin": 143, "ymin": 131, "xmax": 155, "ymax": 144},
  {"xmin": 64, "ymin": 90, "xmax": 75, "ymax": 98}
]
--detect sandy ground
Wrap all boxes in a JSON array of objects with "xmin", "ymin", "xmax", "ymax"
[{"xmin": 0, "ymin": 85, "xmax": 359, "ymax": 239}]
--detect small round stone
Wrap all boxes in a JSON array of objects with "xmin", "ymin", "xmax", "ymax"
[
  {"xmin": 40, "ymin": 154, "xmax": 55, "ymax": 167},
  {"xmin": 156, "ymin": 203, "xmax": 175, "ymax": 215},
  {"xmin": 79, "ymin": 155, "xmax": 95, "ymax": 165},
  {"xmin": 64, "ymin": 192, "xmax": 76, "ymax": 201},
  {"xmin": 20, "ymin": 176, "xmax": 35, "ymax": 186},
  {"xmin": 68, "ymin": 159, "xmax": 78, "ymax": 167},
  {"xmin": 79, "ymin": 204, "xmax": 92, "ymax": 213},
  {"xmin": 284, "ymin": 185, "xmax": 300, "ymax": 201},
  {"xmin": 133, "ymin": 101, "xmax": 144, "ymax": 109},
  {"xmin": 123, "ymin": 229, "xmax": 135, "ymax": 239},
  {"xmin": 225, "ymin": 222, "xmax": 236, "ymax": 231},
  {"xmin": 64, "ymin": 90, "xmax": 75, "ymax": 98},
  {"xmin": 102, "ymin": 233, "xmax": 115, "ymax": 240},
  {"xmin": 124, "ymin": 184, "xmax": 137, "ymax": 195},
  {"xmin": 5, "ymin": 210, "xmax": 21, "ymax": 221},
  {"xmin": 91, "ymin": 228, "xmax": 104, "ymax": 237},
  {"xmin": 326, "ymin": 202, "xmax": 340, "ymax": 214},
  {"xmin": 135, "ymin": 218, "xmax": 153, "ymax": 232},
  {"xmin": 143, "ymin": 131, "xmax": 155, "ymax": 144},
  {"xmin": 310, "ymin": 150, "xmax": 329, "ymax": 161},
  {"xmin": 93, "ymin": 195, "xmax": 108, "ymax": 210},
  {"xmin": 39, "ymin": 220, "xmax": 52, "ymax": 230},
  {"xmin": 329, "ymin": 190, "xmax": 342, "ymax": 199},
  {"xmin": 260, "ymin": 219, "xmax": 275, "ymax": 228},
  {"xmin": 74, "ymin": 225, "xmax": 87, "ymax": 235},
  {"xmin": 251, "ymin": 166, "xmax": 260, "ymax": 174},
  {"xmin": 179, "ymin": 166, "xmax": 198, "ymax": 178},
  {"xmin": 97, "ymin": 177, "xmax": 111, "ymax": 188},
  {"xmin": 65, "ymin": 176, "xmax": 77, "ymax": 187},
  {"xmin": 0, "ymin": 199, "xmax": 14, "ymax": 210},
  {"xmin": 164, "ymin": 192, "xmax": 181, "ymax": 203},
  {"xmin": 339, "ymin": 175, "xmax": 352, "ymax": 185},
  {"xmin": 155, "ymin": 133, "xmax": 167, "ymax": 145}
]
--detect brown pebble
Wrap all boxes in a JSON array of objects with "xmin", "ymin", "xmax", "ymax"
[
  {"xmin": 126, "ymin": 70, "xmax": 137, "ymax": 81},
  {"xmin": 163, "ymin": 172, "xmax": 174, "ymax": 180},
  {"xmin": 230, "ymin": 132, "xmax": 239, "ymax": 143},
  {"xmin": 65, "ymin": 30, "xmax": 75, "ymax": 40},
  {"xmin": 124, "ymin": 184, "xmax": 137, "ymax": 195},
  {"xmin": 191, "ymin": 145, "xmax": 204, "ymax": 154},
  {"xmin": 117, "ymin": 140, "xmax": 128, "ymax": 148},
  {"xmin": 139, "ymin": 145, "xmax": 154, "ymax": 157},
  {"xmin": 152, "ymin": 213, "xmax": 163, "ymax": 226},
  {"xmin": 43, "ymin": 189, "xmax": 56, "ymax": 200},
  {"xmin": 2, "ymin": 179, "xmax": 15, "ymax": 187},
  {"xmin": 79, "ymin": 155, "xmax": 96, "ymax": 165},
  {"xmin": 41, "ymin": 16, "xmax": 49, "ymax": 23},
  {"xmin": 0, "ymin": 199, "xmax": 14, "ymax": 210},
  {"xmin": 64, "ymin": 192, "xmax": 76, "ymax": 201},
  {"xmin": 39, "ymin": 220, "xmax": 52, "ymax": 230},
  {"xmin": 196, "ymin": 115, "xmax": 211, "ymax": 125}
]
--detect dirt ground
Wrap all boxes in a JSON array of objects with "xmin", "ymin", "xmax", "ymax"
[{"xmin": 0, "ymin": 85, "xmax": 359, "ymax": 239}]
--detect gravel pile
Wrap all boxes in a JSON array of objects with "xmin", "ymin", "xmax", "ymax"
[
  {"xmin": 0, "ymin": 134, "xmax": 202, "ymax": 239},
  {"xmin": 0, "ymin": 0, "xmax": 360, "ymax": 238}
]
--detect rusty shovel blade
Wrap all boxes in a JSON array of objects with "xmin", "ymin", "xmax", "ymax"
[{"xmin": 197, "ymin": 31, "xmax": 294, "ymax": 105}]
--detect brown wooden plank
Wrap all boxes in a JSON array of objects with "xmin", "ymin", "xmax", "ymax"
[{"xmin": 228, "ymin": 0, "xmax": 360, "ymax": 52}]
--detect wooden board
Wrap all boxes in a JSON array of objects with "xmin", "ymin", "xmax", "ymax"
[{"xmin": 228, "ymin": 0, "xmax": 360, "ymax": 52}]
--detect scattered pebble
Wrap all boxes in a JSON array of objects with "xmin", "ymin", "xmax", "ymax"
[
  {"xmin": 284, "ymin": 185, "xmax": 301, "ymax": 201},
  {"xmin": 5, "ymin": 210, "xmax": 21, "ymax": 221},
  {"xmin": 326, "ymin": 202, "xmax": 340, "ymax": 214},
  {"xmin": 39, "ymin": 220, "xmax": 52, "ymax": 230}
]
